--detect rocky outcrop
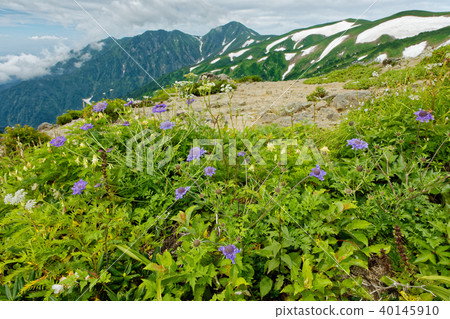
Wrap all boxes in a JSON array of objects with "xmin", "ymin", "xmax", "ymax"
[
  {"xmin": 198, "ymin": 72, "xmax": 233, "ymax": 83},
  {"xmin": 37, "ymin": 122, "xmax": 56, "ymax": 132},
  {"xmin": 329, "ymin": 91, "xmax": 371, "ymax": 111}
]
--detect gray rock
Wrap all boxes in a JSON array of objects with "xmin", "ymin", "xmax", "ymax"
[
  {"xmin": 326, "ymin": 113, "xmax": 341, "ymax": 122},
  {"xmin": 329, "ymin": 91, "xmax": 371, "ymax": 111},
  {"xmin": 279, "ymin": 101, "xmax": 313, "ymax": 115},
  {"xmin": 260, "ymin": 112, "xmax": 279, "ymax": 123},
  {"xmin": 216, "ymin": 73, "xmax": 233, "ymax": 82},
  {"xmin": 315, "ymin": 101, "xmax": 328, "ymax": 110},
  {"xmin": 37, "ymin": 122, "xmax": 54, "ymax": 132},
  {"xmin": 273, "ymin": 116, "xmax": 292, "ymax": 127}
]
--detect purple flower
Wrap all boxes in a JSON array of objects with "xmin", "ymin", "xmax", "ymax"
[
  {"xmin": 238, "ymin": 151, "xmax": 246, "ymax": 157},
  {"xmin": 187, "ymin": 147, "xmax": 207, "ymax": 162},
  {"xmin": 93, "ymin": 101, "xmax": 107, "ymax": 112},
  {"xmin": 414, "ymin": 109, "xmax": 434, "ymax": 123},
  {"xmin": 122, "ymin": 121, "xmax": 130, "ymax": 126},
  {"xmin": 309, "ymin": 164, "xmax": 327, "ymax": 181},
  {"xmin": 160, "ymin": 120, "xmax": 175, "ymax": 130},
  {"xmin": 94, "ymin": 183, "xmax": 102, "ymax": 188},
  {"xmin": 80, "ymin": 123, "xmax": 93, "ymax": 131},
  {"xmin": 152, "ymin": 103, "xmax": 167, "ymax": 113},
  {"xmin": 175, "ymin": 186, "xmax": 190, "ymax": 200},
  {"xmin": 124, "ymin": 100, "xmax": 133, "ymax": 107},
  {"xmin": 219, "ymin": 244, "xmax": 241, "ymax": 264},
  {"xmin": 186, "ymin": 98, "xmax": 194, "ymax": 105},
  {"xmin": 50, "ymin": 136, "xmax": 66, "ymax": 147},
  {"xmin": 204, "ymin": 166, "xmax": 216, "ymax": 177},
  {"xmin": 347, "ymin": 138, "xmax": 368, "ymax": 150},
  {"xmin": 72, "ymin": 179, "xmax": 87, "ymax": 195}
]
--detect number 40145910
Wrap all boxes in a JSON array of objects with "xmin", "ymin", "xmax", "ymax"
[{"xmin": 379, "ymin": 305, "xmax": 439, "ymax": 316}]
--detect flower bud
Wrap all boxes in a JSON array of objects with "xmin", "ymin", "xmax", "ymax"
[
  {"xmin": 275, "ymin": 187, "xmax": 281, "ymax": 194},
  {"xmin": 356, "ymin": 165, "xmax": 363, "ymax": 172},
  {"xmin": 349, "ymin": 121, "xmax": 354, "ymax": 126},
  {"xmin": 345, "ymin": 188, "xmax": 352, "ymax": 194},
  {"xmin": 215, "ymin": 189, "xmax": 222, "ymax": 195},
  {"xmin": 193, "ymin": 239, "xmax": 201, "ymax": 247}
]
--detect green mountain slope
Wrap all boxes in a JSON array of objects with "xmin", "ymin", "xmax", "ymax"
[
  {"xmin": 0, "ymin": 22, "xmax": 267, "ymax": 130},
  {"xmin": 131, "ymin": 10, "xmax": 450, "ymax": 98}
]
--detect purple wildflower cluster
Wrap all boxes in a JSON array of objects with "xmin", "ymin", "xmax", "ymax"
[
  {"xmin": 124, "ymin": 100, "xmax": 134, "ymax": 107},
  {"xmin": 93, "ymin": 101, "xmax": 107, "ymax": 112},
  {"xmin": 122, "ymin": 121, "xmax": 130, "ymax": 126},
  {"xmin": 186, "ymin": 98, "xmax": 195, "ymax": 106},
  {"xmin": 80, "ymin": 123, "xmax": 93, "ymax": 131},
  {"xmin": 50, "ymin": 136, "xmax": 66, "ymax": 147},
  {"xmin": 152, "ymin": 103, "xmax": 167, "ymax": 113},
  {"xmin": 72, "ymin": 179, "xmax": 87, "ymax": 195},
  {"xmin": 160, "ymin": 120, "xmax": 175, "ymax": 130},
  {"xmin": 347, "ymin": 138, "xmax": 368, "ymax": 150},
  {"xmin": 187, "ymin": 147, "xmax": 207, "ymax": 162},
  {"xmin": 175, "ymin": 186, "xmax": 190, "ymax": 200},
  {"xmin": 414, "ymin": 109, "xmax": 434, "ymax": 123},
  {"xmin": 204, "ymin": 166, "xmax": 216, "ymax": 177},
  {"xmin": 309, "ymin": 164, "xmax": 327, "ymax": 181},
  {"xmin": 237, "ymin": 151, "xmax": 246, "ymax": 157},
  {"xmin": 219, "ymin": 244, "xmax": 241, "ymax": 264}
]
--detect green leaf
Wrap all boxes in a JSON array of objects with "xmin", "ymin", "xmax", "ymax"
[
  {"xmin": 414, "ymin": 251, "xmax": 436, "ymax": 264},
  {"xmin": 425, "ymin": 285, "xmax": 450, "ymax": 301},
  {"xmin": 115, "ymin": 245, "xmax": 150, "ymax": 266},
  {"xmin": 419, "ymin": 276, "xmax": 450, "ymax": 286},
  {"xmin": 352, "ymin": 231, "xmax": 368, "ymax": 246},
  {"xmin": 267, "ymin": 259, "xmax": 280, "ymax": 274},
  {"xmin": 185, "ymin": 205, "xmax": 198, "ymax": 225},
  {"xmin": 260, "ymin": 276, "xmax": 273, "ymax": 299},
  {"xmin": 302, "ymin": 259, "xmax": 313, "ymax": 289},
  {"xmin": 234, "ymin": 277, "xmax": 249, "ymax": 287},
  {"xmin": 346, "ymin": 219, "xmax": 372, "ymax": 230}
]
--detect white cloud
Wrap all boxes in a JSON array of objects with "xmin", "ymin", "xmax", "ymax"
[
  {"xmin": 0, "ymin": 44, "xmax": 71, "ymax": 83},
  {"xmin": 29, "ymin": 35, "xmax": 68, "ymax": 41}
]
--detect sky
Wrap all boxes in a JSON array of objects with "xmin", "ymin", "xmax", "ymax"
[{"xmin": 0, "ymin": 0, "xmax": 449, "ymax": 83}]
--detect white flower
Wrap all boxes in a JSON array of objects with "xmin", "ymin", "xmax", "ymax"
[
  {"xmin": 75, "ymin": 157, "xmax": 80, "ymax": 165},
  {"xmin": 31, "ymin": 183, "xmax": 39, "ymax": 191},
  {"xmin": 92, "ymin": 155, "xmax": 99, "ymax": 166},
  {"xmin": 267, "ymin": 142, "xmax": 275, "ymax": 152},
  {"xmin": 83, "ymin": 158, "xmax": 88, "ymax": 168},
  {"xmin": 25, "ymin": 199, "xmax": 37, "ymax": 211},
  {"xmin": 248, "ymin": 165, "xmax": 255, "ymax": 172},
  {"xmin": 4, "ymin": 194, "xmax": 14, "ymax": 205},
  {"xmin": 52, "ymin": 284, "xmax": 64, "ymax": 294}
]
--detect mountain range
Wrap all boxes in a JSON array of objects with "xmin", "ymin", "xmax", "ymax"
[{"xmin": 0, "ymin": 10, "xmax": 449, "ymax": 130}]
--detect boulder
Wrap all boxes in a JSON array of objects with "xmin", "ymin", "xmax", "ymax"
[
  {"xmin": 329, "ymin": 91, "xmax": 371, "ymax": 111},
  {"xmin": 198, "ymin": 73, "xmax": 233, "ymax": 83},
  {"xmin": 37, "ymin": 122, "xmax": 55, "ymax": 132},
  {"xmin": 216, "ymin": 74, "xmax": 233, "ymax": 82},
  {"xmin": 259, "ymin": 112, "xmax": 279, "ymax": 123},
  {"xmin": 279, "ymin": 101, "xmax": 313, "ymax": 115}
]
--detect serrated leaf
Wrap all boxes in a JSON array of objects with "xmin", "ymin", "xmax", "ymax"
[
  {"xmin": 414, "ymin": 251, "xmax": 436, "ymax": 264},
  {"xmin": 260, "ymin": 276, "xmax": 273, "ymax": 299},
  {"xmin": 352, "ymin": 231, "xmax": 368, "ymax": 246},
  {"xmin": 234, "ymin": 277, "xmax": 249, "ymax": 287}
]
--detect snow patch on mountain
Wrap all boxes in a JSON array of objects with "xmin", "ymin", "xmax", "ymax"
[
  {"xmin": 275, "ymin": 47, "xmax": 286, "ymax": 51},
  {"xmin": 242, "ymin": 39, "xmax": 255, "ymax": 47},
  {"xmin": 257, "ymin": 56, "xmax": 268, "ymax": 63},
  {"xmin": 375, "ymin": 54, "xmax": 388, "ymax": 63},
  {"xmin": 285, "ymin": 53, "xmax": 296, "ymax": 61},
  {"xmin": 282, "ymin": 64, "xmax": 295, "ymax": 80},
  {"xmin": 219, "ymin": 39, "xmax": 236, "ymax": 55},
  {"xmin": 403, "ymin": 41, "xmax": 427, "ymax": 58},
  {"xmin": 291, "ymin": 21, "xmax": 357, "ymax": 49},
  {"xmin": 318, "ymin": 36, "xmax": 349, "ymax": 61},
  {"xmin": 190, "ymin": 65, "xmax": 200, "ymax": 72},
  {"xmin": 357, "ymin": 55, "xmax": 368, "ymax": 61},
  {"xmin": 265, "ymin": 36, "xmax": 290, "ymax": 53},
  {"xmin": 356, "ymin": 16, "xmax": 450, "ymax": 43},
  {"xmin": 301, "ymin": 45, "xmax": 317, "ymax": 56},
  {"xmin": 231, "ymin": 65, "xmax": 238, "ymax": 71},
  {"xmin": 246, "ymin": 55, "xmax": 253, "ymax": 60},
  {"xmin": 229, "ymin": 48, "xmax": 250, "ymax": 61},
  {"xmin": 210, "ymin": 58, "xmax": 220, "ymax": 64}
]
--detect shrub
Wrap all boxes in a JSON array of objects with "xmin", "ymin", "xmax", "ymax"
[
  {"xmin": 0, "ymin": 124, "xmax": 50, "ymax": 155},
  {"xmin": 236, "ymin": 75, "xmax": 263, "ymax": 83},
  {"xmin": 191, "ymin": 80, "xmax": 236, "ymax": 96},
  {"xmin": 306, "ymin": 86, "xmax": 328, "ymax": 101},
  {"xmin": 56, "ymin": 113, "xmax": 73, "ymax": 125}
]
